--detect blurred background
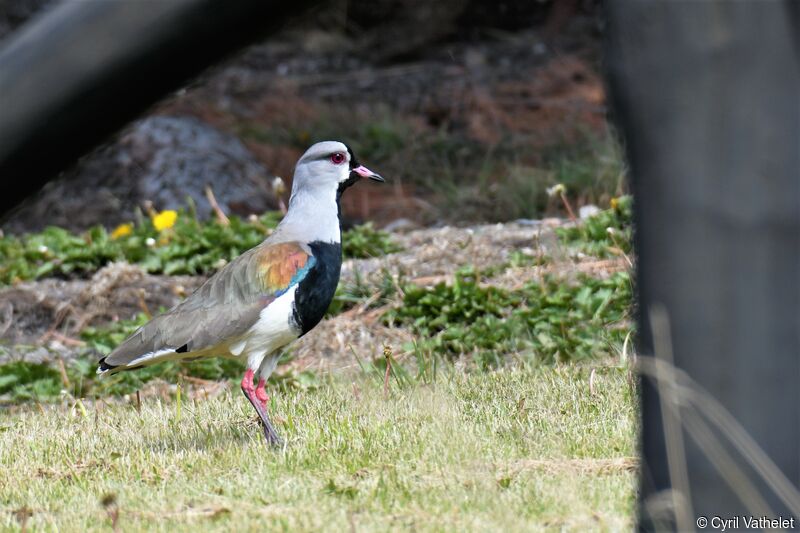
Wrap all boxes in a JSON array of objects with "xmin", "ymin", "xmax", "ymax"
[{"xmin": 0, "ymin": 0, "xmax": 622, "ymax": 234}]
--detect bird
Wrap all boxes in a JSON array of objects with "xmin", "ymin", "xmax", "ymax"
[{"xmin": 96, "ymin": 141, "xmax": 384, "ymax": 445}]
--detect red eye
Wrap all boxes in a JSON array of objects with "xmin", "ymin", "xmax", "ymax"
[{"xmin": 330, "ymin": 152, "xmax": 346, "ymax": 165}]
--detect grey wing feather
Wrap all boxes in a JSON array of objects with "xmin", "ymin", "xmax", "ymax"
[{"xmin": 101, "ymin": 246, "xmax": 274, "ymax": 369}]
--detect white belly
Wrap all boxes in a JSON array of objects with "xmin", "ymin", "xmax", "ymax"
[{"xmin": 230, "ymin": 285, "xmax": 301, "ymax": 368}]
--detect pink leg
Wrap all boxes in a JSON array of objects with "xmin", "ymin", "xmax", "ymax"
[
  {"xmin": 240, "ymin": 369, "xmax": 282, "ymax": 446},
  {"xmin": 255, "ymin": 378, "xmax": 269, "ymax": 409},
  {"xmin": 241, "ymin": 368, "xmax": 255, "ymax": 395}
]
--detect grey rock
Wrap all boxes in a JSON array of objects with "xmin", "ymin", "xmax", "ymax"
[{"xmin": 2, "ymin": 116, "xmax": 278, "ymax": 233}]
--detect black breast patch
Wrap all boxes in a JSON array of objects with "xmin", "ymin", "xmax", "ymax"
[{"xmin": 292, "ymin": 241, "xmax": 342, "ymax": 335}]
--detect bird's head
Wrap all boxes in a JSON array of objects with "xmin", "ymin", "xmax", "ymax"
[{"xmin": 291, "ymin": 141, "xmax": 384, "ymax": 198}]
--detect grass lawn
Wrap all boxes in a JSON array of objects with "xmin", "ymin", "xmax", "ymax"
[{"xmin": 0, "ymin": 364, "xmax": 637, "ymax": 532}]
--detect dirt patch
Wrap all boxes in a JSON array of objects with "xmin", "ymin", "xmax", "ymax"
[
  {"xmin": 0, "ymin": 263, "xmax": 204, "ymax": 364},
  {"xmin": 292, "ymin": 221, "xmax": 627, "ymax": 371}
]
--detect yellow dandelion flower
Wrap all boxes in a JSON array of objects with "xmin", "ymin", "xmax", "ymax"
[
  {"xmin": 610, "ymin": 197, "xmax": 619, "ymax": 210},
  {"xmin": 152, "ymin": 210, "xmax": 178, "ymax": 232},
  {"xmin": 111, "ymin": 223, "xmax": 133, "ymax": 239}
]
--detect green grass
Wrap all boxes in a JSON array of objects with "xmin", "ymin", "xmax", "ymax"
[
  {"xmin": 385, "ymin": 268, "xmax": 632, "ymax": 369},
  {"xmin": 0, "ymin": 267, "xmax": 631, "ymax": 402},
  {"xmin": 544, "ymin": 132, "xmax": 627, "ymax": 210},
  {"xmin": 0, "ymin": 312, "xmax": 319, "ymax": 404},
  {"xmin": 0, "ymin": 194, "xmax": 639, "ymax": 529},
  {"xmin": 340, "ymin": 222, "xmax": 402, "ymax": 259},
  {"xmin": 556, "ymin": 195, "xmax": 633, "ymax": 258},
  {"xmin": 0, "ymin": 202, "xmax": 634, "ymax": 404},
  {"xmin": 238, "ymin": 110, "xmax": 627, "ymax": 223},
  {"xmin": 0, "ymin": 213, "xmax": 400, "ymax": 285},
  {"xmin": 0, "ymin": 365, "xmax": 637, "ymax": 532}
]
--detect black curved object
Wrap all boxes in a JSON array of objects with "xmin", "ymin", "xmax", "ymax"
[{"xmin": 0, "ymin": 0, "xmax": 319, "ymax": 216}]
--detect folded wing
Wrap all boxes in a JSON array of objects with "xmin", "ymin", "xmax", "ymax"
[{"xmin": 98, "ymin": 241, "xmax": 314, "ymax": 373}]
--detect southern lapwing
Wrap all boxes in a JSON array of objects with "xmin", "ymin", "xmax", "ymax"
[{"xmin": 97, "ymin": 141, "xmax": 384, "ymax": 445}]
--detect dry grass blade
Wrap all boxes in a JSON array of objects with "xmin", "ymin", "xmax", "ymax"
[
  {"xmin": 204, "ymin": 185, "xmax": 230, "ymax": 226},
  {"xmin": 649, "ymin": 305, "xmax": 694, "ymax": 531},
  {"xmin": 638, "ymin": 356, "xmax": 800, "ymax": 518},
  {"xmin": 509, "ymin": 457, "xmax": 638, "ymax": 475}
]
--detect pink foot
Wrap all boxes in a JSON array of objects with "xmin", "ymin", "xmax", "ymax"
[{"xmin": 255, "ymin": 378, "xmax": 270, "ymax": 409}]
